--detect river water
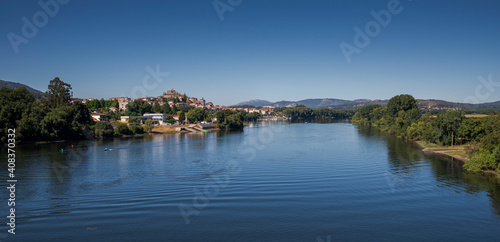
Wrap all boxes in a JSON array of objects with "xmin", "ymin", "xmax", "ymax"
[{"xmin": 3, "ymin": 121, "xmax": 500, "ymax": 241}]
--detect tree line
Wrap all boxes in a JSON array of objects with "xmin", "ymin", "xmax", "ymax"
[
  {"xmin": 0, "ymin": 78, "xmax": 253, "ymax": 143},
  {"xmin": 352, "ymin": 94, "xmax": 500, "ymax": 174},
  {"xmin": 278, "ymin": 105, "xmax": 354, "ymax": 119}
]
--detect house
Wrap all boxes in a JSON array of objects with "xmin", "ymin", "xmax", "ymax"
[
  {"xmin": 119, "ymin": 101, "xmax": 129, "ymax": 111},
  {"xmin": 91, "ymin": 113, "xmax": 108, "ymax": 122},
  {"xmin": 143, "ymin": 113, "xmax": 168, "ymax": 125},
  {"xmin": 120, "ymin": 116, "xmax": 148, "ymax": 124},
  {"xmin": 172, "ymin": 115, "xmax": 179, "ymax": 121},
  {"xmin": 109, "ymin": 107, "xmax": 118, "ymax": 113}
]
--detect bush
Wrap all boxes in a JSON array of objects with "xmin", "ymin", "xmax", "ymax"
[
  {"xmin": 94, "ymin": 121, "xmax": 114, "ymax": 138},
  {"xmin": 464, "ymin": 147, "xmax": 500, "ymax": 173},
  {"xmin": 114, "ymin": 122, "xmax": 130, "ymax": 135},
  {"xmin": 129, "ymin": 125, "xmax": 144, "ymax": 134}
]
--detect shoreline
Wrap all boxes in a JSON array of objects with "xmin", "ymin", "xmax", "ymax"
[{"xmin": 413, "ymin": 140, "xmax": 500, "ymax": 178}]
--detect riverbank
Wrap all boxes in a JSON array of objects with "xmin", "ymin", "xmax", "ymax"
[
  {"xmin": 416, "ymin": 140, "xmax": 469, "ymax": 163},
  {"xmin": 415, "ymin": 140, "xmax": 500, "ymax": 178}
]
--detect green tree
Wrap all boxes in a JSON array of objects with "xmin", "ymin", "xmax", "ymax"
[
  {"xmin": 0, "ymin": 87, "xmax": 36, "ymax": 142},
  {"xmin": 161, "ymin": 103, "xmax": 171, "ymax": 114},
  {"xmin": 94, "ymin": 121, "xmax": 114, "ymax": 138},
  {"xmin": 17, "ymin": 101, "xmax": 48, "ymax": 141},
  {"xmin": 216, "ymin": 110, "xmax": 244, "ymax": 130},
  {"xmin": 125, "ymin": 100, "xmax": 152, "ymax": 116},
  {"xmin": 433, "ymin": 110, "xmax": 465, "ymax": 146},
  {"xmin": 186, "ymin": 108, "xmax": 209, "ymax": 123},
  {"xmin": 153, "ymin": 100, "xmax": 161, "ymax": 113},
  {"xmin": 44, "ymin": 77, "xmax": 72, "ymax": 109},
  {"xmin": 114, "ymin": 122, "xmax": 130, "ymax": 135},
  {"xmin": 177, "ymin": 111, "xmax": 186, "ymax": 123},
  {"xmin": 144, "ymin": 120, "xmax": 154, "ymax": 134},
  {"xmin": 387, "ymin": 94, "xmax": 418, "ymax": 117}
]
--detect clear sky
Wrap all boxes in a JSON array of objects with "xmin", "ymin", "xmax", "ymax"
[{"xmin": 1, "ymin": 0, "xmax": 500, "ymax": 106}]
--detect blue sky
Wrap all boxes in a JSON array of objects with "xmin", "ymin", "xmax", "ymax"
[{"xmin": 1, "ymin": 0, "xmax": 500, "ymax": 106}]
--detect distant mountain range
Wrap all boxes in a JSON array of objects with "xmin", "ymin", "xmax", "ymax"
[
  {"xmin": 0, "ymin": 80, "xmax": 44, "ymax": 99},
  {"xmin": 234, "ymin": 98, "xmax": 500, "ymax": 111},
  {"xmin": 3, "ymin": 79, "xmax": 500, "ymax": 111}
]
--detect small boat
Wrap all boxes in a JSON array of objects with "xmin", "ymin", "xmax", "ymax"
[{"xmin": 104, "ymin": 148, "xmax": 108, "ymax": 151}]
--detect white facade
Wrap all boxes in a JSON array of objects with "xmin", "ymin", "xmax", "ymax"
[{"xmin": 143, "ymin": 113, "xmax": 168, "ymax": 125}]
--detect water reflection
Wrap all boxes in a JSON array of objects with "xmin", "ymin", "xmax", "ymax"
[{"xmin": 355, "ymin": 125, "xmax": 500, "ymax": 216}]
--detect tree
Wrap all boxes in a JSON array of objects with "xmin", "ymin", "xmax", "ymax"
[
  {"xmin": 177, "ymin": 111, "xmax": 186, "ymax": 123},
  {"xmin": 153, "ymin": 100, "xmax": 161, "ymax": 113},
  {"xmin": 433, "ymin": 110, "xmax": 465, "ymax": 146},
  {"xmin": 44, "ymin": 77, "xmax": 72, "ymax": 108},
  {"xmin": 17, "ymin": 100, "xmax": 47, "ymax": 141},
  {"xmin": 144, "ymin": 120, "xmax": 154, "ymax": 134},
  {"xmin": 166, "ymin": 114, "xmax": 175, "ymax": 124},
  {"xmin": 94, "ymin": 121, "xmax": 114, "ymax": 138},
  {"xmin": 71, "ymin": 101, "xmax": 93, "ymax": 127},
  {"xmin": 114, "ymin": 122, "xmax": 130, "ymax": 135},
  {"xmin": 186, "ymin": 108, "xmax": 209, "ymax": 123},
  {"xmin": 387, "ymin": 94, "xmax": 418, "ymax": 117},
  {"xmin": 216, "ymin": 110, "xmax": 244, "ymax": 130},
  {"xmin": 125, "ymin": 100, "xmax": 152, "ymax": 116},
  {"xmin": 0, "ymin": 87, "xmax": 36, "ymax": 142},
  {"xmin": 161, "ymin": 103, "xmax": 171, "ymax": 114}
]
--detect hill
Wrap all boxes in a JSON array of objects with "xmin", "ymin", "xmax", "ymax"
[
  {"xmin": 234, "ymin": 97, "xmax": 500, "ymax": 111},
  {"xmin": 0, "ymin": 80, "xmax": 44, "ymax": 99},
  {"xmin": 233, "ymin": 99, "xmax": 273, "ymax": 107},
  {"xmin": 233, "ymin": 98, "xmax": 355, "ymax": 108}
]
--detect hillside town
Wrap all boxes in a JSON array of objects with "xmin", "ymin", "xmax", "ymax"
[{"xmin": 81, "ymin": 89, "xmax": 276, "ymax": 125}]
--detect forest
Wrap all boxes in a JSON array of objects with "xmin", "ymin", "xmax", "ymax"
[{"xmin": 352, "ymin": 94, "xmax": 500, "ymax": 174}]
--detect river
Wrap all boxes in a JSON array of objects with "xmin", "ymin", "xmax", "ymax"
[{"xmin": 3, "ymin": 121, "xmax": 500, "ymax": 241}]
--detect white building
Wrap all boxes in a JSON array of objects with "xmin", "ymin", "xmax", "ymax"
[
  {"xmin": 119, "ymin": 101, "xmax": 130, "ymax": 111},
  {"xmin": 143, "ymin": 113, "xmax": 168, "ymax": 125},
  {"xmin": 91, "ymin": 114, "xmax": 108, "ymax": 122}
]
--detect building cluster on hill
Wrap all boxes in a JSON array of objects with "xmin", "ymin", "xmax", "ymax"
[{"xmin": 81, "ymin": 89, "xmax": 275, "ymax": 125}]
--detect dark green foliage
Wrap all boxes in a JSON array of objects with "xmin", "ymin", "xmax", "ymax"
[
  {"xmin": 94, "ymin": 121, "xmax": 114, "ymax": 138},
  {"xmin": 432, "ymin": 110, "xmax": 465, "ymax": 145},
  {"xmin": 144, "ymin": 120, "xmax": 154, "ymax": 134},
  {"xmin": 44, "ymin": 77, "xmax": 72, "ymax": 109},
  {"xmin": 464, "ymin": 115, "xmax": 500, "ymax": 173},
  {"xmin": 125, "ymin": 100, "xmax": 152, "ymax": 116},
  {"xmin": 353, "ymin": 94, "xmax": 500, "ymax": 174},
  {"xmin": 216, "ymin": 110, "xmax": 244, "ymax": 130},
  {"xmin": 242, "ymin": 111, "xmax": 261, "ymax": 121},
  {"xmin": 153, "ymin": 100, "xmax": 161, "ymax": 113},
  {"xmin": 282, "ymin": 106, "xmax": 353, "ymax": 119},
  {"xmin": 128, "ymin": 125, "xmax": 144, "ymax": 134},
  {"xmin": 114, "ymin": 122, "xmax": 130, "ymax": 135},
  {"xmin": 85, "ymin": 98, "xmax": 118, "ymax": 110},
  {"xmin": 186, "ymin": 108, "xmax": 209, "ymax": 123},
  {"xmin": 387, "ymin": 94, "xmax": 418, "ymax": 116},
  {"xmin": 161, "ymin": 103, "xmax": 171, "ymax": 114},
  {"xmin": 0, "ymin": 78, "xmax": 109, "ymax": 143},
  {"xmin": 177, "ymin": 111, "xmax": 186, "ymax": 123}
]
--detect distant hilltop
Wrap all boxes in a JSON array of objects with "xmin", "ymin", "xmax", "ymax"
[
  {"xmin": 0, "ymin": 80, "xmax": 44, "ymax": 99},
  {"xmin": 233, "ymin": 98, "xmax": 500, "ymax": 111}
]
